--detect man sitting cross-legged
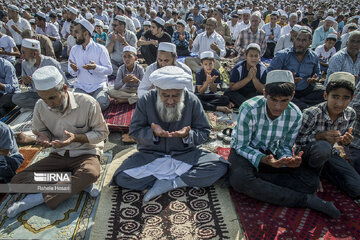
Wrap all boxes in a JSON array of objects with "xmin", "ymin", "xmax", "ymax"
[{"xmin": 112, "ymin": 66, "xmax": 229, "ymax": 202}]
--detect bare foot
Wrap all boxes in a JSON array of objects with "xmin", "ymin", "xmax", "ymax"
[
  {"xmin": 228, "ymin": 102, "xmax": 235, "ymax": 109},
  {"xmin": 15, "ymin": 132, "xmax": 36, "ymax": 145},
  {"xmin": 216, "ymin": 106, "xmax": 231, "ymax": 114},
  {"xmin": 114, "ymin": 99, "xmax": 128, "ymax": 104},
  {"xmin": 122, "ymin": 133, "xmax": 136, "ymax": 143}
]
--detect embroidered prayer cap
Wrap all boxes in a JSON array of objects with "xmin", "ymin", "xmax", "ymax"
[
  {"xmin": 79, "ymin": 18, "xmax": 94, "ymax": 34},
  {"xmin": 251, "ymin": 11, "xmax": 262, "ymax": 20},
  {"xmin": 266, "ymin": 70, "xmax": 294, "ymax": 85},
  {"xmin": 246, "ymin": 43, "xmax": 261, "ymax": 52},
  {"xmin": 158, "ymin": 42, "xmax": 176, "ymax": 53},
  {"xmin": 68, "ymin": 6, "xmax": 78, "ymax": 15},
  {"xmin": 22, "ymin": 39, "xmax": 40, "ymax": 50},
  {"xmin": 150, "ymin": 66, "xmax": 192, "ymax": 90},
  {"xmin": 271, "ymin": 11, "xmax": 279, "ymax": 16},
  {"xmin": 29, "ymin": 19, "xmax": 35, "ymax": 24},
  {"xmin": 200, "ymin": 51, "xmax": 214, "ymax": 60},
  {"xmin": 176, "ymin": 20, "xmax": 186, "ymax": 26},
  {"xmin": 123, "ymin": 46, "xmax": 137, "ymax": 55},
  {"xmin": 153, "ymin": 17, "xmax": 165, "ymax": 26},
  {"xmin": 85, "ymin": 12, "xmax": 93, "ymax": 20},
  {"xmin": 326, "ymin": 33, "xmax": 337, "ymax": 40},
  {"xmin": 32, "ymin": 66, "xmax": 64, "ymax": 91},
  {"xmin": 114, "ymin": 15, "xmax": 126, "ymax": 23},
  {"xmin": 327, "ymin": 72, "xmax": 355, "ymax": 86},
  {"xmin": 143, "ymin": 20, "xmax": 151, "ymax": 26},
  {"xmin": 35, "ymin": 11, "xmax": 46, "ymax": 19},
  {"xmin": 8, "ymin": 4, "xmax": 20, "ymax": 12},
  {"xmin": 324, "ymin": 16, "xmax": 335, "ymax": 22}
]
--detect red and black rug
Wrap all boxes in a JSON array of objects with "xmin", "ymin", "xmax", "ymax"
[{"xmin": 103, "ymin": 101, "xmax": 136, "ymax": 132}]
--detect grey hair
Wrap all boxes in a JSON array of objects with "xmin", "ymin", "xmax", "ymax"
[
  {"xmin": 54, "ymin": 78, "xmax": 66, "ymax": 91},
  {"xmin": 348, "ymin": 30, "xmax": 360, "ymax": 41},
  {"xmin": 21, "ymin": 29, "xmax": 34, "ymax": 38}
]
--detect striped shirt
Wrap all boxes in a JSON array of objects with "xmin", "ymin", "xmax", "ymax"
[
  {"xmin": 350, "ymin": 81, "xmax": 360, "ymax": 150},
  {"xmin": 231, "ymin": 96, "xmax": 303, "ymax": 169},
  {"xmin": 235, "ymin": 27, "xmax": 267, "ymax": 57}
]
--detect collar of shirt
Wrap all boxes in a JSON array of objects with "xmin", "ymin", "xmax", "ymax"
[
  {"xmin": 344, "ymin": 48, "xmax": 360, "ymax": 60},
  {"xmin": 321, "ymin": 101, "xmax": 348, "ymax": 124}
]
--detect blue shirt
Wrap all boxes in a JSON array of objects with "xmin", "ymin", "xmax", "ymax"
[
  {"xmin": 94, "ymin": 32, "xmax": 107, "ymax": 45},
  {"xmin": 0, "ymin": 58, "xmax": 20, "ymax": 95},
  {"xmin": 325, "ymin": 48, "xmax": 360, "ymax": 85},
  {"xmin": 188, "ymin": 13, "xmax": 205, "ymax": 29},
  {"xmin": 312, "ymin": 26, "xmax": 336, "ymax": 49},
  {"xmin": 195, "ymin": 68, "xmax": 221, "ymax": 94},
  {"xmin": 230, "ymin": 60, "xmax": 267, "ymax": 94},
  {"xmin": 171, "ymin": 31, "xmax": 191, "ymax": 48},
  {"xmin": 268, "ymin": 47, "xmax": 321, "ymax": 91}
]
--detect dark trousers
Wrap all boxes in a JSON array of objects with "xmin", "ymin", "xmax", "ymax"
[
  {"xmin": 0, "ymin": 93, "xmax": 16, "ymax": 117},
  {"xmin": 292, "ymin": 83, "xmax": 325, "ymax": 110},
  {"xmin": 176, "ymin": 46, "xmax": 190, "ymax": 56},
  {"xmin": 140, "ymin": 45, "xmax": 157, "ymax": 65},
  {"xmin": 196, "ymin": 93, "xmax": 230, "ymax": 111},
  {"xmin": 229, "ymin": 141, "xmax": 329, "ymax": 207},
  {"xmin": 264, "ymin": 42, "xmax": 276, "ymax": 58},
  {"xmin": 347, "ymin": 146, "xmax": 360, "ymax": 175},
  {"xmin": 224, "ymin": 89, "xmax": 259, "ymax": 108}
]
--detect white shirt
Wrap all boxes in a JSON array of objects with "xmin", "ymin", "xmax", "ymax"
[
  {"xmin": 314, "ymin": 44, "xmax": 336, "ymax": 64},
  {"xmin": 68, "ymin": 40, "xmax": 113, "ymax": 93},
  {"xmin": 0, "ymin": 21, "xmax": 6, "ymax": 34},
  {"xmin": 61, "ymin": 21, "xmax": 71, "ymax": 39},
  {"xmin": 233, "ymin": 21, "xmax": 250, "ymax": 41},
  {"xmin": 227, "ymin": 21, "xmax": 240, "ymax": 40},
  {"xmin": 191, "ymin": 31, "xmax": 226, "ymax": 58},
  {"xmin": 132, "ymin": 17, "xmax": 141, "ymax": 30},
  {"xmin": 0, "ymin": 34, "xmax": 16, "ymax": 63},
  {"xmin": 67, "ymin": 35, "xmax": 76, "ymax": 50},
  {"xmin": 6, "ymin": 17, "xmax": 31, "ymax": 45},
  {"xmin": 274, "ymin": 34, "xmax": 294, "ymax": 54},
  {"xmin": 280, "ymin": 24, "xmax": 293, "ymax": 37},
  {"xmin": 262, "ymin": 23, "xmax": 281, "ymax": 42},
  {"xmin": 36, "ymin": 22, "xmax": 60, "ymax": 40}
]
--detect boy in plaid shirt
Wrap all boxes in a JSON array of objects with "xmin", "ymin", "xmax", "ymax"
[
  {"xmin": 296, "ymin": 72, "xmax": 360, "ymax": 199},
  {"xmin": 229, "ymin": 70, "xmax": 340, "ymax": 218}
]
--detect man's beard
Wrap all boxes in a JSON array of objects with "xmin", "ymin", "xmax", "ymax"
[
  {"xmin": 25, "ymin": 58, "xmax": 36, "ymax": 69},
  {"xmin": 156, "ymin": 91, "xmax": 185, "ymax": 123},
  {"xmin": 48, "ymin": 94, "xmax": 68, "ymax": 113},
  {"xmin": 76, "ymin": 37, "xmax": 85, "ymax": 45}
]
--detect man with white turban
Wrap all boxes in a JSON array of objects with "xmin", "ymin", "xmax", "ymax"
[{"xmin": 112, "ymin": 66, "xmax": 229, "ymax": 201}]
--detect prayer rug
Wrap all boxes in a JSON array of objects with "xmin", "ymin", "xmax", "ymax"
[
  {"xmin": 90, "ymin": 148, "xmax": 241, "ymax": 240},
  {"xmin": 0, "ymin": 107, "xmax": 21, "ymax": 124},
  {"xmin": 17, "ymin": 147, "xmax": 42, "ymax": 173},
  {"xmin": 103, "ymin": 101, "xmax": 136, "ymax": 132},
  {"xmin": 8, "ymin": 111, "xmax": 33, "ymax": 134},
  {"xmin": 217, "ymin": 147, "xmax": 360, "ymax": 240},
  {"xmin": 0, "ymin": 150, "xmax": 113, "ymax": 240}
]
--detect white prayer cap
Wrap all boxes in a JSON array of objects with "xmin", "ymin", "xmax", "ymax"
[
  {"xmin": 23, "ymin": 4, "xmax": 30, "ymax": 10},
  {"xmin": 243, "ymin": 9, "xmax": 251, "ymax": 15},
  {"xmin": 85, "ymin": 12, "xmax": 93, "ymax": 20},
  {"xmin": 68, "ymin": 6, "xmax": 78, "ymax": 15},
  {"xmin": 95, "ymin": 20, "xmax": 104, "ymax": 28},
  {"xmin": 143, "ymin": 21, "xmax": 151, "ymax": 26},
  {"xmin": 271, "ymin": 11, "xmax": 279, "ymax": 16},
  {"xmin": 153, "ymin": 17, "xmax": 165, "ymax": 26},
  {"xmin": 281, "ymin": 12, "xmax": 288, "ymax": 18},
  {"xmin": 150, "ymin": 66, "xmax": 192, "ymax": 90},
  {"xmin": 114, "ymin": 15, "xmax": 126, "ymax": 23},
  {"xmin": 327, "ymin": 72, "xmax": 355, "ymax": 86},
  {"xmin": 35, "ymin": 11, "xmax": 46, "ymax": 19},
  {"xmin": 29, "ymin": 19, "xmax": 35, "ymax": 24},
  {"xmin": 176, "ymin": 20, "xmax": 186, "ymax": 26},
  {"xmin": 123, "ymin": 46, "xmax": 137, "ymax": 54},
  {"xmin": 326, "ymin": 33, "xmax": 337, "ymax": 40},
  {"xmin": 237, "ymin": 10, "xmax": 243, "ymax": 15},
  {"xmin": 103, "ymin": 25, "xmax": 109, "ymax": 30},
  {"xmin": 158, "ymin": 42, "xmax": 176, "ymax": 53},
  {"xmin": 251, "ymin": 11, "xmax": 262, "ymax": 19},
  {"xmin": 200, "ymin": 51, "xmax": 214, "ymax": 60},
  {"xmin": 115, "ymin": 3, "xmax": 125, "ymax": 11},
  {"xmin": 246, "ymin": 43, "xmax": 261, "ymax": 52},
  {"xmin": 324, "ymin": 16, "xmax": 335, "ymax": 22},
  {"xmin": 32, "ymin": 66, "xmax": 64, "ymax": 91},
  {"xmin": 78, "ymin": 18, "xmax": 94, "ymax": 34},
  {"xmin": 266, "ymin": 70, "xmax": 294, "ymax": 85},
  {"xmin": 22, "ymin": 39, "xmax": 40, "ymax": 50},
  {"xmin": 291, "ymin": 24, "xmax": 301, "ymax": 32},
  {"xmin": 289, "ymin": 13, "xmax": 297, "ymax": 18},
  {"xmin": 8, "ymin": 4, "xmax": 20, "ymax": 12}
]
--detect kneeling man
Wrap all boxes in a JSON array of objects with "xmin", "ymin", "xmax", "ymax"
[
  {"xmin": 112, "ymin": 66, "xmax": 229, "ymax": 201},
  {"xmin": 7, "ymin": 66, "xmax": 109, "ymax": 217}
]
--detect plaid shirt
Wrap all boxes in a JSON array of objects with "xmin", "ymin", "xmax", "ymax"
[
  {"xmin": 235, "ymin": 27, "xmax": 267, "ymax": 57},
  {"xmin": 231, "ymin": 96, "xmax": 303, "ymax": 169},
  {"xmin": 296, "ymin": 102, "xmax": 356, "ymax": 148},
  {"xmin": 171, "ymin": 31, "xmax": 191, "ymax": 48},
  {"xmin": 350, "ymin": 82, "xmax": 360, "ymax": 149}
]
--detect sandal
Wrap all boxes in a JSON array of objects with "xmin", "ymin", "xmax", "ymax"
[{"xmin": 222, "ymin": 128, "xmax": 233, "ymax": 137}]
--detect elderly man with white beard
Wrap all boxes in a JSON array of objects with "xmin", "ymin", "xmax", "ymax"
[
  {"xmin": 112, "ymin": 66, "xmax": 229, "ymax": 201},
  {"xmin": 12, "ymin": 38, "xmax": 66, "ymax": 109}
]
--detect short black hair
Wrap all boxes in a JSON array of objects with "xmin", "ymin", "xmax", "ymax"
[
  {"xmin": 265, "ymin": 82, "xmax": 295, "ymax": 97},
  {"xmin": 326, "ymin": 80, "xmax": 355, "ymax": 95},
  {"xmin": 151, "ymin": 20, "xmax": 164, "ymax": 30}
]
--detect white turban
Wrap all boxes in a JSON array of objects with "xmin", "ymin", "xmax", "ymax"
[{"xmin": 150, "ymin": 66, "xmax": 193, "ymax": 90}]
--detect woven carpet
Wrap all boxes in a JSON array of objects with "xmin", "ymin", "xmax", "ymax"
[
  {"xmin": 0, "ymin": 149, "xmax": 113, "ymax": 240},
  {"xmin": 90, "ymin": 148, "xmax": 241, "ymax": 240},
  {"xmin": 103, "ymin": 101, "xmax": 136, "ymax": 132},
  {"xmin": 17, "ymin": 147, "xmax": 42, "ymax": 173},
  {"xmin": 217, "ymin": 147, "xmax": 360, "ymax": 240},
  {"xmin": 0, "ymin": 107, "xmax": 21, "ymax": 124}
]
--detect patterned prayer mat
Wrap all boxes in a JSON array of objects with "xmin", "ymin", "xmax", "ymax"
[
  {"xmin": 0, "ymin": 107, "xmax": 21, "ymax": 124},
  {"xmin": 0, "ymin": 149, "xmax": 113, "ymax": 240},
  {"xmin": 217, "ymin": 147, "xmax": 360, "ymax": 240},
  {"xmin": 90, "ymin": 148, "xmax": 241, "ymax": 240},
  {"xmin": 17, "ymin": 147, "xmax": 42, "ymax": 173},
  {"xmin": 103, "ymin": 101, "xmax": 136, "ymax": 132}
]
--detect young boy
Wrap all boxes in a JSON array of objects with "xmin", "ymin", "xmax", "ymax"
[
  {"xmin": 229, "ymin": 70, "xmax": 341, "ymax": 218},
  {"xmin": 296, "ymin": 72, "xmax": 360, "ymax": 199},
  {"xmin": 94, "ymin": 21, "xmax": 107, "ymax": 45},
  {"xmin": 349, "ymin": 80, "xmax": 360, "ymax": 174},
  {"xmin": 108, "ymin": 46, "xmax": 144, "ymax": 105},
  {"xmin": 195, "ymin": 51, "xmax": 231, "ymax": 113},
  {"xmin": 224, "ymin": 43, "xmax": 267, "ymax": 108},
  {"xmin": 314, "ymin": 33, "xmax": 337, "ymax": 76}
]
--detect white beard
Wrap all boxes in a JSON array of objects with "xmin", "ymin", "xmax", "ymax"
[
  {"xmin": 47, "ymin": 94, "xmax": 68, "ymax": 113},
  {"xmin": 156, "ymin": 91, "xmax": 185, "ymax": 123},
  {"xmin": 25, "ymin": 58, "xmax": 36, "ymax": 69}
]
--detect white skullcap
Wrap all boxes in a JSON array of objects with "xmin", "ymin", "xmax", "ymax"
[
  {"xmin": 271, "ymin": 11, "xmax": 279, "ymax": 16},
  {"xmin": 29, "ymin": 19, "xmax": 35, "ymax": 24},
  {"xmin": 114, "ymin": 15, "xmax": 126, "ymax": 23},
  {"xmin": 115, "ymin": 3, "xmax": 125, "ymax": 11},
  {"xmin": 200, "ymin": 51, "xmax": 214, "ymax": 60},
  {"xmin": 35, "ymin": 11, "xmax": 46, "ymax": 19},
  {"xmin": 289, "ymin": 13, "xmax": 297, "ymax": 18},
  {"xmin": 85, "ymin": 12, "xmax": 93, "ymax": 20},
  {"xmin": 22, "ymin": 39, "xmax": 40, "ymax": 50},
  {"xmin": 123, "ymin": 46, "xmax": 137, "ymax": 54},
  {"xmin": 281, "ymin": 12, "xmax": 288, "ymax": 18},
  {"xmin": 251, "ymin": 11, "xmax": 262, "ymax": 19},
  {"xmin": 23, "ymin": 4, "xmax": 30, "ymax": 10},
  {"xmin": 266, "ymin": 70, "xmax": 294, "ymax": 84},
  {"xmin": 150, "ymin": 66, "xmax": 192, "ymax": 90},
  {"xmin": 154, "ymin": 17, "xmax": 165, "ymax": 26},
  {"xmin": 246, "ymin": 43, "xmax": 261, "ymax": 52},
  {"xmin": 177, "ymin": 20, "xmax": 186, "ymax": 26},
  {"xmin": 328, "ymin": 72, "xmax": 355, "ymax": 86},
  {"xmin": 103, "ymin": 25, "xmax": 109, "ymax": 30},
  {"xmin": 291, "ymin": 24, "xmax": 301, "ymax": 32},
  {"xmin": 32, "ymin": 66, "xmax": 64, "ymax": 91},
  {"xmin": 243, "ymin": 9, "xmax": 251, "ymax": 14},
  {"xmin": 8, "ymin": 4, "xmax": 20, "ymax": 12},
  {"xmin": 158, "ymin": 42, "xmax": 176, "ymax": 53},
  {"xmin": 326, "ymin": 33, "xmax": 337, "ymax": 40},
  {"xmin": 95, "ymin": 20, "xmax": 104, "ymax": 28},
  {"xmin": 68, "ymin": 6, "xmax": 78, "ymax": 15},
  {"xmin": 324, "ymin": 16, "xmax": 335, "ymax": 22},
  {"xmin": 237, "ymin": 10, "xmax": 243, "ymax": 15},
  {"xmin": 79, "ymin": 18, "xmax": 94, "ymax": 34},
  {"xmin": 143, "ymin": 20, "xmax": 151, "ymax": 26}
]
